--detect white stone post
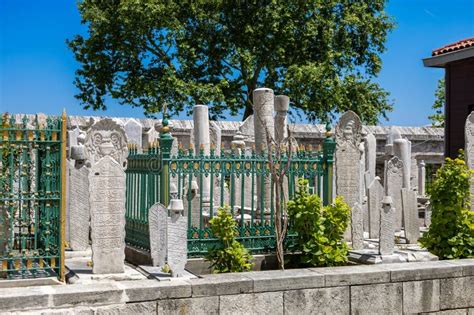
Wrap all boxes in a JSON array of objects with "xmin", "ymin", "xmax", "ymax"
[
  {"xmin": 253, "ymin": 88, "xmax": 275, "ymax": 211},
  {"xmin": 393, "ymin": 138, "xmax": 411, "ymax": 189},
  {"xmin": 379, "ymin": 196, "xmax": 395, "ymax": 256},
  {"xmin": 418, "ymin": 160, "xmax": 426, "ymax": 196},
  {"xmin": 364, "ymin": 133, "xmax": 377, "ymax": 188},
  {"xmin": 193, "ymin": 105, "xmax": 211, "ymax": 205},
  {"xmin": 274, "ymin": 95, "xmax": 289, "ymax": 143}
]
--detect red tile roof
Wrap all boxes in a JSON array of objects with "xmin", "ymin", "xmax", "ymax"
[{"xmin": 432, "ymin": 37, "xmax": 474, "ymax": 56}]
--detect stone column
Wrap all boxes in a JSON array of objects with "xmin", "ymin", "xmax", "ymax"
[
  {"xmin": 364, "ymin": 133, "xmax": 377, "ymax": 189},
  {"xmin": 193, "ymin": 105, "xmax": 211, "ymax": 205},
  {"xmin": 393, "ymin": 138, "xmax": 411, "ymax": 189},
  {"xmin": 418, "ymin": 160, "xmax": 426, "ymax": 196},
  {"xmin": 274, "ymin": 95, "xmax": 289, "ymax": 143},
  {"xmin": 385, "ymin": 127, "xmax": 402, "ymax": 156},
  {"xmin": 85, "ymin": 118, "xmax": 128, "ymax": 274},
  {"xmin": 465, "ymin": 112, "xmax": 474, "ymax": 211},
  {"xmin": 401, "ymin": 188, "xmax": 420, "ymax": 244},
  {"xmin": 253, "ymin": 88, "xmax": 275, "ymax": 211},
  {"xmin": 149, "ymin": 203, "xmax": 168, "ymax": 267}
]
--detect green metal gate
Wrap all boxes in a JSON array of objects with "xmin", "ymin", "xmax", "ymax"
[{"xmin": 0, "ymin": 112, "xmax": 66, "ymax": 280}]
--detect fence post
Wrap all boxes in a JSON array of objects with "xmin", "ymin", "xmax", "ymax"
[
  {"xmin": 159, "ymin": 117, "xmax": 174, "ymax": 207},
  {"xmin": 323, "ymin": 122, "xmax": 336, "ymax": 205},
  {"xmin": 60, "ymin": 110, "xmax": 67, "ymax": 282}
]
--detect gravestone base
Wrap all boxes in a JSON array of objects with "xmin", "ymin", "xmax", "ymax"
[
  {"xmin": 138, "ymin": 265, "xmax": 197, "ymax": 281},
  {"xmin": 349, "ymin": 243, "xmax": 438, "ymax": 265},
  {"xmin": 348, "ymin": 249, "xmax": 406, "ymax": 265},
  {"xmin": 66, "ymin": 256, "xmax": 145, "ymax": 285}
]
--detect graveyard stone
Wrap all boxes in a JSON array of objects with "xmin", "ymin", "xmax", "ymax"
[
  {"xmin": 367, "ymin": 177, "xmax": 384, "ymax": 239},
  {"xmin": 85, "ymin": 118, "xmax": 128, "ymax": 274},
  {"xmin": 385, "ymin": 127, "xmax": 402, "ymax": 156},
  {"xmin": 193, "ymin": 105, "xmax": 211, "ymax": 204},
  {"xmin": 167, "ymin": 209, "xmax": 188, "ymax": 277},
  {"xmin": 393, "ymin": 138, "xmax": 411, "ymax": 189},
  {"xmin": 68, "ymin": 165, "xmax": 90, "ymax": 251},
  {"xmin": 386, "ymin": 155, "xmax": 404, "ymax": 232},
  {"xmin": 364, "ymin": 133, "xmax": 377, "ymax": 186},
  {"xmin": 418, "ymin": 160, "xmax": 426, "ymax": 196},
  {"xmin": 401, "ymin": 188, "xmax": 420, "ymax": 244},
  {"xmin": 124, "ymin": 118, "xmax": 143, "ymax": 151},
  {"xmin": 253, "ymin": 88, "xmax": 275, "ymax": 211},
  {"xmin": 89, "ymin": 156, "xmax": 126, "ymax": 274},
  {"xmin": 379, "ymin": 196, "xmax": 395, "ymax": 256},
  {"xmin": 335, "ymin": 111, "xmax": 362, "ymax": 240},
  {"xmin": 274, "ymin": 95, "xmax": 289, "ymax": 143},
  {"xmin": 351, "ymin": 203, "xmax": 364, "ymax": 250},
  {"xmin": 465, "ymin": 112, "xmax": 474, "ymax": 211},
  {"xmin": 149, "ymin": 203, "xmax": 168, "ymax": 267}
]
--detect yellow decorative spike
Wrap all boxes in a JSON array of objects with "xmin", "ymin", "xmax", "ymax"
[
  {"xmin": 39, "ymin": 258, "xmax": 44, "ymax": 268},
  {"xmin": 51, "ymin": 258, "xmax": 56, "ymax": 269},
  {"xmin": 14, "ymin": 260, "xmax": 20, "ymax": 270},
  {"xmin": 51, "ymin": 132, "xmax": 57, "ymax": 141},
  {"xmin": 200, "ymin": 144, "xmax": 205, "ymax": 150},
  {"xmin": 26, "ymin": 259, "xmax": 32, "ymax": 269},
  {"xmin": 2, "ymin": 260, "xmax": 7, "ymax": 271}
]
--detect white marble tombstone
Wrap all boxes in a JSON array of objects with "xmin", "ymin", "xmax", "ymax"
[
  {"xmin": 465, "ymin": 112, "xmax": 474, "ymax": 211},
  {"xmin": 401, "ymin": 188, "xmax": 420, "ymax": 244},
  {"xmin": 274, "ymin": 95, "xmax": 289, "ymax": 143},
  {"xmin": 167, "ymin": 205, "xmax": 188, "ymax": 277},
  {"xmin": 351, "ymin": 203, "xmax": 364, "ymax": 250},
  {"xmin": 364, "ymin": 133, "xmax": 377, "ymax": 187},
  {"xmin": 85, "ymin": 118, "xmax": 128, "ymax": 274},
  {"xmin": 335, "ymin": 111, "xmax": 362, "ymax": 240},
  {"xmin": 193, "ymin": 105, "xmax": 211, "ymax": 205},
  {"xmin": 379, "ymin": 196, "xmax": 395, "ymax": 256},
  {"xmin": 385, "ymin": 155, "xmax": 404, "ymax": 232},
  {"xmin": 367, "ymin": 177, "xmax": 384, "ymax": 239},
  {"xmin": 385, "ymin": 127, "xmax": 402, "ymax": 156},
  {"xmin": 68, "ymin": 165, "xmax": 90, "ymax": 251},
  {"xmin": 124, "ymin": 118, "xmax": 143, "ymax": 151},
  {"xmin": 149, "ymin": 203, "xmax": 168, "ymax": 267},
  {"xmin": 418, "ymin": 160, "xmax": 426, "ymax": 196},
  {"xmin": 253, "ymin": 88, "xmax": 275, "ymax": 211}
]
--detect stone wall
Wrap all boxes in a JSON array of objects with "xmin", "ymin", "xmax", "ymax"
[{"xmin": 1, "ymin": 260, "xmax": 473, "ymax": 314}]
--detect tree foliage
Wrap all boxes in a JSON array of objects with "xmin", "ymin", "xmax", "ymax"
[
  {"xmin": 420, "ymin": 152, "xmax": 474, "ymax": 259},
  {"xmin": 69, "ymin": 0, "xmax": 394, "ymax": 123},
  {"xmin": 428, "ymin": 78, "xmax": 445, "ymax": 127},
  {"xmin": 287, "ymin": 179, "xmax": 351, "ymax": 267}
]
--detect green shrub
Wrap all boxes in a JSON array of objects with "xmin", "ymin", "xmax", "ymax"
[
  {"xmin": 420, "ymin": 152, "xmax": 474, "ymax": 259},
  {"xmin": 206, "ymin": 206, "xmax": 253, "ymax": 273},
  {"xmin": 287, "ymin": 179, "xmax": 351, "ymax": 267}
]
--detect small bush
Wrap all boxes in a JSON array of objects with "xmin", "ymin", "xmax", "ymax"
[
  {"xmin": 287, "ymin": 179, "xmax": 351, "ymax": 267},
  {"xmin": 420, "ymin": 152, "xmax": 474, "ymax": 259},
  {"xmin": 205, "ymin": 206, "xmax": 253, "ymax": 273}
]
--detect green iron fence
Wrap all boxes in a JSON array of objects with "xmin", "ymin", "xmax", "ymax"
[
  {"xmin": 0, "ymin": 113, "xmax": 66, "ymax": 280},
  {"xmin": 125, "ymin": 121, "xmax": 336, "ymax": 257}
]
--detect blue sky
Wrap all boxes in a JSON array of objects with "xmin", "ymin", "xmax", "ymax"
[{"xmin": 1, "ymin": 1, "xmax": 473, "ymax": 126}]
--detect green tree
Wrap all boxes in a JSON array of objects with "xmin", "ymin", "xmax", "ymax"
[
  {"xmin": 428, "ymin": 78, "xmax": 445, "ymax": 127},
  {"xmin": 69, "ymin": 0, "xmax": 394, "ymax": 123}
]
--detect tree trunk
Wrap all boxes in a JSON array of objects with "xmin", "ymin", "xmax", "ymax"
[{"xmin": 242, "ymin": 102, "xmax": 254, "ymax": 121}]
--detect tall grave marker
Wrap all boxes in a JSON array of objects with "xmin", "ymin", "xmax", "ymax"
[
  {"xmin": 85, "ymin": 119, "xmax": 128, "ymax": 274},
  {"xmin": 335, "ymin": 111, "xmax": 362, "ymax": 242},
  {"xmin": 465, "ymin": 112, "xmax": 474, "ymax": 212}
]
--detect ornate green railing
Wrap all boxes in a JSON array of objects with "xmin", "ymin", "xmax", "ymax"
[
  {"xmin": 0, "ymin": 113, "xmax": 66, "ymax": 280},
  {"xmin": 125, "ymin": 122, "xmax": 336, "ymax": 257}
]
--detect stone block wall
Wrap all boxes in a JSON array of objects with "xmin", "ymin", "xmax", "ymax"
[{"xmin": 0, "ymin": 260, "xmax": 473, "ymax": 314}]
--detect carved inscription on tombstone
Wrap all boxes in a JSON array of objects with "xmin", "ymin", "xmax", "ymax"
[
  {"xmin": 385, "ymin": 156, "xmax": 404, "ymax": 231},
  {"xmin": 335, "ymin": 111, "xmax": 362, "ymax": 240},
  {"xmin": 89, "ymin": 156, "xmax": 126, "ymax": 274},
  {"xmin": 69, "ymin": 165, "xmax": 90, "ymax": 251},
  {"xmin": 367, "ymin": 177, "xmax": 384, "ymax": 239},
  {"xmin": 167, "ymin": 212, "xmax": 188, "ymax": 277},
  {"xmin": 85, "ymin": 118, "xmax": 128, "ymax": 274},
  {"xmin": 379, "ymin": 198, "xmax": 395, "ymax": 256},
  {"xmin": 401, "ymin": 188, "xmax": 420, "ymax": 244},
  {"xmin": 149, "ymin": 203, "xmax": 168, "ymax": 267},
  {"xmin": 351, "ymin": 203, "xmax": 364, "ymax": 250}
]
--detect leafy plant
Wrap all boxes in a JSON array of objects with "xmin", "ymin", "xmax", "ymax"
[
  {"xmin": 420, "ymin": 151, "xmax": 474, "ymax": 259},
  {"xmin": 287, "ymin": 179, "xmax": 350, "ymax": 267},
  {"xmin": 206, "ymin": 207, "xmax": 253, "ymax": 273}
]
